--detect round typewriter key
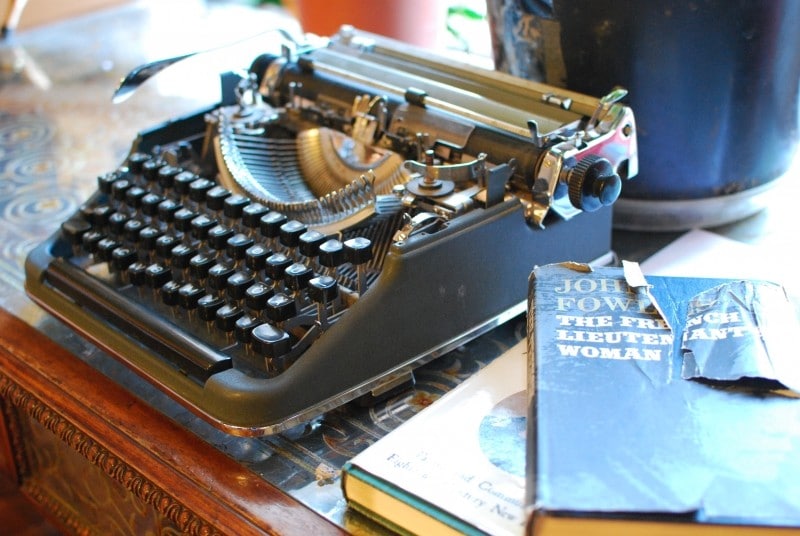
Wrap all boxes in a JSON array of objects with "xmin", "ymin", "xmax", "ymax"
[
  {"xmin": 160, "ymin": 280, "xmax": 182, "ymax": 306},
  {"xmin": 157, "ymin": 199, "xmax": 181, "ymax": 223},
  {"xmin": 251, "ymin": 324, "xmax": 292, "ymax": 358},
  {"xmin": 145, "ymin": 263, "xmax": 172, "ymax": 288},
  {"xmin": 242, "ymin": 202, "xmax": 269, "ymax": 229},
  {"xmin": 173, "ymin": 208, "xmax": 198, "ymax": 233},
  {"xmin": 227, "ymin": 233, "xmax": 254, "ymax": 261},
  {"xmin": 154, "ymin": 234, "xmax": 179, "ymax": 259},
  {"xmin": 173, "ymin": 170, "xmax": 198, "ymax": 195},
  {"xmin": 61, "ymin": 217, "xmax": 91, "ymax": 246},
  {"xmin": 197, "ymin": 294, "xmax": 225, "ymax": 321},
  {"xmin": 189, "ymin": 253, "xmax": 215, "ymax": 279},
  {"xmin": 308, "ymin": 274, "xmax": 338, "ymax": 327},
  {"xmin": 207, "ymin": 263, "xmax": 234, "ymax": 291},
  {"xmin": 265, "ymin": 253, "xmax": 292, "ymax": 281},
  {"xmin": 157, "ymin": 165, "xmax": 183, "ymax": 190},
  {"xmin": 205, "ymin": 186, "xmax": 231, "ymax": 211},
  {"xmin": 245, "ymin": 282, "xmax": 274, "ymax": 310},
  {"xmin": 284, "ymin": 262, "xmax": 313, "ymax": 291},
  {"xmin": 188, "ymin": 178, "xmax": 215, "ymax": 203},
  {"xmin": 123, "ymin": 218, "xmax": 145, "ymax": 242},
  {"xmin": 142, "ymin": 158, "xmax": 165, "ymax": 183},
  {"xmin": 279, "ymin": 220, "xmax": 307, "ymax": 248},
  {"xmin": 215, "ymin": 304, "xmax": 244, "ymax": 332},
  {"xmin": 190, "ymin": 214, "xmax": 217, "ymax": 240},
  {"xmin": 318, "ymin": 239, "xmax": 344, "ymax": 268},
  {"xmin": 125, "ymin": 186, "xmax": 147, "ymax": 208},
  {"xmin": 227, "ymin": 271, "xmax": 255, "ymax": 300},
  {"xmin": 178, "ymin": 283, "xmax": 204, "ymax": 309},
  {"xmin": 223, "ymin": 194, "xmax": 250, "ymax": 219},
  {"xmin": 208, "ymin": 225, "xmax": 235, "ymax": 251},
  {"xmin": 82, "ymin": 230, "xmax": 104, "ymax": 254},
  {"xmin": 299, "ymin": 230, "xmax": 326, "ymax": 257},
  {"xmin": 97, "ymin": 172, "xmax": 120, "ymax": 194},
  {"xmin": 126, "ymin": 152, "xmax": 150, "ymax": 175},
  {"xmin": 344, "ymin": 236, "xmax": 373, "ymax": 265},
  {"xmin": 259, "ymin": 211, "xmax": 287, "ymax": 239},
  {"xmin": 345, "ymin": 237, "xmax": 373, "ymax": 296},
  {"xmin": 138, "ymin": 226, "xmax": 163, "ymax": 251},
  {"xmin": 111, "ymin": 179, "xmax": 132, "ymax": 202},
  {"xmin": 235, "ymin": 315, "xmax": 261, "ymax": 344},
  {"xmin": 141, "ymin": 193, "xmax": 164, "ymax": 217},
  {"xmin": 127, "ymin": 262, "xmax": 148, "ymax": 286},
  {"xmin": 91, "ymin": 205, "xmax": 113, "ymax": 228},
  {"xmin": 96, "ymin": 237, "xmax": 121, "ymax": 262},
  {"xmin": 108, "ymin": 211, "xmax": 130, "ymax": 236},
  {"xmin": 245, "ymin": 244, "xmax": 271, "ymax": 271},
  {"xmin": 170, "ymin": 243, "xmax": 197, "ymax": 269},
  {"xmin": 265, "ymin": 292, "xmax": 297, "ymax": 322},
  {"xmin": 308, "ymin": 275, "xmax": 339, "ymax": 304},
  {"xmin": 111, "ymin": 246, "xmax": 138, "ymax": 271}
]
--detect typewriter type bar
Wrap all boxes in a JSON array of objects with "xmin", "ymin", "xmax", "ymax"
[{"xmin": 25, "ymin": 27, "xmax": 637, "ymax": 435}]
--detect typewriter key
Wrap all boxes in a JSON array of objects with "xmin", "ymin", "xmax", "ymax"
[
  {"xmin": 197, "ymin": 294, "xmax": 225, "ymax": 321},
  {"xmin": 227, "ymin": 271, "xmax": 255, "ymax": 300},
  {"xmin": 235, "ymin": 315, "xmax": 261, "ymax": 345},
  {"xmin": 205, "ymin": 186, "xmax": 232, "ymax": 211},
  {"xmin": 251, "ymin": 324, "xmax": 292, "ymax": 360},
  {"xmin": 216, "ymin": 304, "xmax": 244, "ymax": 332},
  {"xmin": 245, "ymin": 281, "xmax": 274, "ymax": 311}
]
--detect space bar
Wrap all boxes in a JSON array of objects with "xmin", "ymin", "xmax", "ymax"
[{"xmin": 46, "ymin": 259, "xmax": 232, "ymax": 381}]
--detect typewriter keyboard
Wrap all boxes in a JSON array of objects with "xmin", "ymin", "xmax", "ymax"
[{"xmin": 54, "ymin": 151, "xmax": 394, "ymax": 383}]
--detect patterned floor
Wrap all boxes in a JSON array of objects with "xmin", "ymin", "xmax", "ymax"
[{"xmin": 0, "ymin": 111, "xmax": 73, "ymax": 290}]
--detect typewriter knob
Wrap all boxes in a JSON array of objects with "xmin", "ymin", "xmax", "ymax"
[{"xmin": 566, "ymin": 155, "xmax": 622, "ymax": 212}]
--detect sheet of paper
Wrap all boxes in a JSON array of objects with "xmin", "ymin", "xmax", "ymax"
[{"xmin": 640, "ymin": 228, "xmax": 799, "ymax": 316}]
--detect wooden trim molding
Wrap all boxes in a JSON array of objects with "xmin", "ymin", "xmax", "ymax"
[
  {"xmin": 0, "ymin": 395, "xmax": 26, "ymax": 482},
  {"xmin": 0, "ymin": 372, "xmax": 217, "ymax": 535},
  {"xmin": 16, "ymin": 479, "xmax": 90, "ymax": 536},
  {"xmin": 0, "ymin": 307, "xmax": 345, "ymax": 535}
]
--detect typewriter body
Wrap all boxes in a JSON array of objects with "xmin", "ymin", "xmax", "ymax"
[{"xmin": 25, "ymin": 28, "xmax": 637, "ymax": 435}]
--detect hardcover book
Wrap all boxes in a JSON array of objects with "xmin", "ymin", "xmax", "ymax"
[
  {"xmin": 526, "ymin": 262, "xmax": 800, "ymax": 535},
  {"xmin": 341, "ymin": 338, "xmax": 528, "ymax": 536}
]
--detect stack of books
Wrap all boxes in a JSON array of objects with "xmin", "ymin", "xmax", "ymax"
[{"xmin": 342, "ymin": 232, "xmax": 800, "ymax": 535}]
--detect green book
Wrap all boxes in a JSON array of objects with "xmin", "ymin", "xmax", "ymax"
[
  {"xmin": 342, "ymin": 338, "xmax": 528, "ymax": 536},
  {"xmin": 526, "ymin": 262, "xmax": 800, "ymax": 535}
]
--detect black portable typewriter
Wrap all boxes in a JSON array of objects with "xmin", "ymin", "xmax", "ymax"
[{"xmin": 25, "ymin": 27, "xmax": 637, "ymax": 435}]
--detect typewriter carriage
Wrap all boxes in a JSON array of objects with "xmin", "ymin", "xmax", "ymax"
[{"xmin": 207, "ymin": 27, "xmax": 637, "ymax": 231}]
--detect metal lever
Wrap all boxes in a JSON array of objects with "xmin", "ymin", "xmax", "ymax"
[
  {"xmin": 112, "ymin": 28, "xmax": 302, "ymax": 104},
  {"xmin": 586, "ymin": 87, "xmax": 628, "ymax": 130}
]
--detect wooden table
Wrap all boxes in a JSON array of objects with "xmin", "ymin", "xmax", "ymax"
[{"xmin": 0, "ymin": 307, "xmax": 346, "ymax": 535}]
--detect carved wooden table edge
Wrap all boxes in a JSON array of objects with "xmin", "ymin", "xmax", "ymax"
[{"xmin": 0, "ymin": 307, "xmax": 346, "ymax": 535}]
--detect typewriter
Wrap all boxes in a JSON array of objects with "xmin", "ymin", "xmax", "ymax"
[{"xmin": 25, "ymin": 27, "xmax": 637, "ymax": 435}]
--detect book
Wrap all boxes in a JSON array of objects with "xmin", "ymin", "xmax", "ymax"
[
  {"xmin": 341, "ymin": 338, "xmax": 528, "ymax": 536},
  {"xmin": 526, "ymin": 261, "xmax": 800, "ymax": 535}
]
